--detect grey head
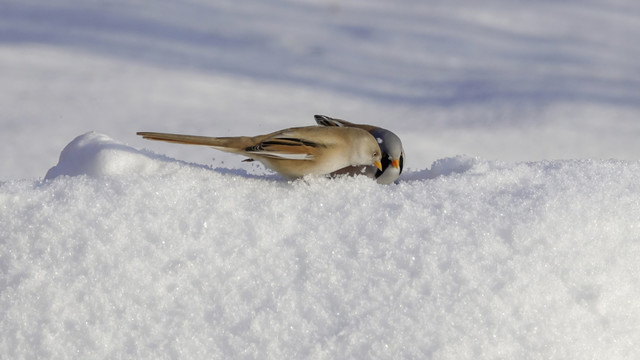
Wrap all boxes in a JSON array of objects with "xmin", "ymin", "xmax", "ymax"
[{"xmin": 370, "ymin": 128, "xmax": 404, "ymax": 184}]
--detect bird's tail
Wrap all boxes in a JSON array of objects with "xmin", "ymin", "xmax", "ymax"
[{"xmin": 137, "ymin": 132, "xmax": 254, "ymax": 153}]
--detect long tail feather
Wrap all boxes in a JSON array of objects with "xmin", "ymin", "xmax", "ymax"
[{"xmin": 137, "ymin": 132, "xmax": 254, "ymax": 151}]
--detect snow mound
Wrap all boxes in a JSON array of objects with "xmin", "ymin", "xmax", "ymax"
[
  {"xmin": 2, "ymin": 133, "xmax": 640, "ymax": 359},
  {"xmin": 44, "ymin": 132, "xmax": 177, "ymax": 180}
]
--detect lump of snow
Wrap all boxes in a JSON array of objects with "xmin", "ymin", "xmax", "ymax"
[{"xmin": 44, "ymin": 132, "xmax": 177, "ymax": 180}]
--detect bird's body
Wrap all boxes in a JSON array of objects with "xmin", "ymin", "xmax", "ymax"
[
  {"xmin": 314, "ymin": 115, "xmax": 404, "ymax": 184},
  {"xmin": 137, "ymin": 126, "xmax": 382, "ymax": 179}
]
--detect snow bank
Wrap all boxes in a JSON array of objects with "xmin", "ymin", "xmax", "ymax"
[{"xmin": 2, "ymin": 133, "xmax": 639, "ymax": 359}]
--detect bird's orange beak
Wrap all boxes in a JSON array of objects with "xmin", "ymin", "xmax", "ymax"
[
  {"xmin": 391, "ymin": 159, "xmax": 400, "ymax": 169},
  {"xmin": 374, "ymin": 161, "xmax": 383, "ymax": 171}
]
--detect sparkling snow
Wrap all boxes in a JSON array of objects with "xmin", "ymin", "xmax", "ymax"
[{"xmin": 2, "ymin": 0, "xmax": 640, "ymax": 359}]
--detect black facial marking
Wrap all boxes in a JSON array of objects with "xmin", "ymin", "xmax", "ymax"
[{"xmin": 375, "ymin": 152, "xmax": 391, "ymax": 178}]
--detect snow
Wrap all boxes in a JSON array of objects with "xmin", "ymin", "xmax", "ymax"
[{"xmin": 2, "ymin": 0, "xmax": 640, "ymax": 358}]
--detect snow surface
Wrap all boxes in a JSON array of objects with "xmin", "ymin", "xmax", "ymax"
[
  {"xmin": 3, "ymin": 132, "xmax": 640, "ymax": 358},
  {"xmin": 2, "ymin": 0, "xmax": 640, "ymax": 358}
]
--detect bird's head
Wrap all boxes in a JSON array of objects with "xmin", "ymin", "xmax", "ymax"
[{"xmin": 371, "ymin": 128, "xmax": 404, "ymax": 184}]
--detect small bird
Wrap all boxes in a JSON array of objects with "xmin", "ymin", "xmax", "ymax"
[
  {"xmin": 137, "ymin": 126, "xmax": 382, "ymax": 179},
  {"xmin": 314, "ymin": 115, "xmax": 404, "ymax": 184}
]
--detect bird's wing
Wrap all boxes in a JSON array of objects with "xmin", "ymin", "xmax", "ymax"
[
  {"xmin": 314, "ymin": 115, "xmax": 354, "ymax": 127},
  {"xmin": 314, "ymin": 115, "xmax": 377, "ymax": 132},
  {"xmin": 245, "ymin": 133, "xmax": 325, "ymax": 160}
]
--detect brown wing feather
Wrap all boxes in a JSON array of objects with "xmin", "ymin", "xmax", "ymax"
[
  {"xmin": 314, "ymin": 115, "xmax": 377, "ymax": 132},
  {"xmin": 245, "ymin": 137, "xmax": 324, "ymax": 160}
]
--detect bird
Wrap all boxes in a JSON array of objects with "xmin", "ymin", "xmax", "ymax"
[
  {"xmin": 314, "ymin": 115, "xmax": 404, "ymax": 184},
  {"xmin": 137, "ymin": 126, "xmax": 383, "ymax": 179}
]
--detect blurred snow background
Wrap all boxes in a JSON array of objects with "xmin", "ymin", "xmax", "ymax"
[
  {"xmin": 1, "ymin": 0, "xmax": 640, "ymax": 358},
  {"xmin": 2, "ymin": 0, "xmax": 640, "ymax": 179}
]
